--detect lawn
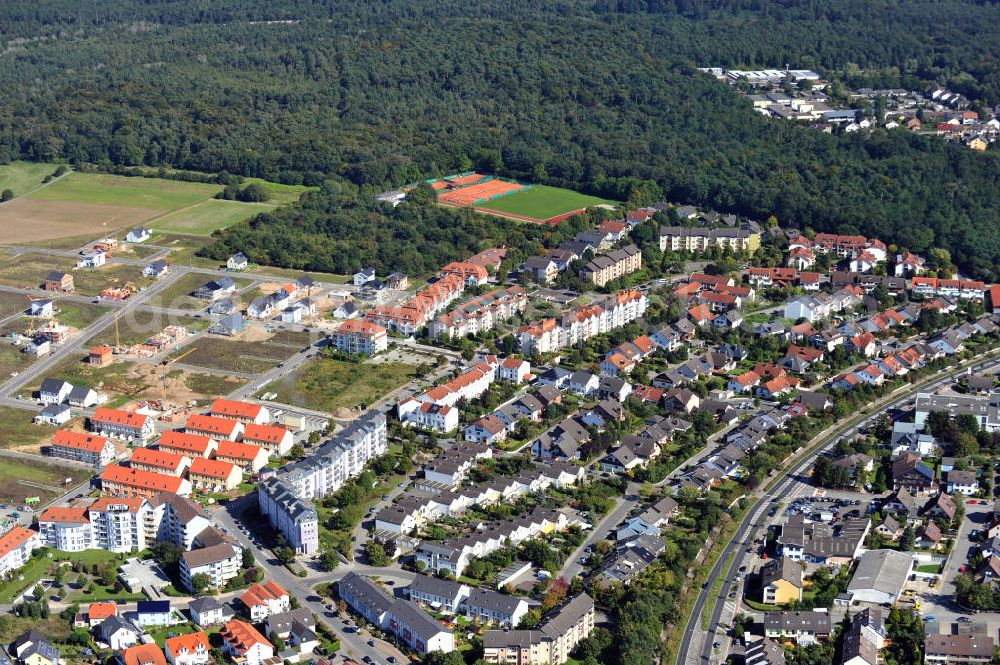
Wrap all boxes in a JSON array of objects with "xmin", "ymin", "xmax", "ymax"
[
  {"xmin": 151, "ymin": 199, "xmax": 277, "ymax": 236},
  {"xmin": 246, "ymin": 264, "xmax": 351, "ymax": 284},
  {"xmin": 916, "ymin": 563, "xmax": 942, "ymax": 574},
  {"xmin": 28, "ymin": 172, "xmax": 220, "ymax": 210},
  {"xmin": 154, "ymin": 233, "xmax": 228, "ymax": 269},
  {"xmin": 0, "ymin": 456, "xmax": 84, "ymax": 504},
  {"xmin": 476, "ymin": 184, "xmax": 617, "ymax": 220},
  {"xmin": 0, "ymin": 162, "xmax": 61, "ymax": 197},
  {"xmin": 269, "ymin": 357, "xmax": 417, "ymax": 413}
]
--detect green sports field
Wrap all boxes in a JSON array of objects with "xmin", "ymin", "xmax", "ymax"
[{"xmin": 475, "ymin": 184, "xmax": 616, "ymax": 220}]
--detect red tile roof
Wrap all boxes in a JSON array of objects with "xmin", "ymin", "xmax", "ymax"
[
  {"xmin": 158, "ymin": 431, "xmax": 215, "ymax": 456},
  {"xmin": 52, "ymin": 430, "xmax": 111, "ymax": 454},
  {"xmin": 100, "ymin": 465, "xmax": 186, "ymax": 493},
  {"xmin": 130, "ymin": 447, "xmax": 188, "ymax": 472},
  {"xmin": 189, "ymin": 457, "xmax": 238, "ymax": 480},
  {"xmin": 122, "ymin": 644, "xmax": 168, "ymax": 665},
  {"xmin": 88, "ymin": 602, "xmax": 117, "ymax": 620},
  {"xmin": 215, "ymin": 440, "xmax": 265, "ymax": 462},
  {"xmin": 209, "ymin": 399, "xmax": 265, "ymax": 420},
  {"xmin": 166, "ymin": 631, "xmax": 210, "ymax": 656},
  {"xmin": 186, "ymin": 414, "xmax": 241, "ymax": 437},
  {"xmin": 221, "ymin": 619, "xmax": 272, "ymax": 653},
  {"xmin": 39, "ymin": 506, "xmax": 89, "ymax": 524},
  {"xmin": 92, "ymin": 407, "xmax": 150, "ymax": 429},
  {"xmin": 0, "ymin": 527, "xmax": 37, "ymax": 560},
  {"xmin": 242, "ymin": 423, "xmax": 290, "ymax": 444}
]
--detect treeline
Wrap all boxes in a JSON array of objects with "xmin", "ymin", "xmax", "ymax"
[{"xmin": 0, "ymin": 2, "xmax": 999, "ymax": 277}]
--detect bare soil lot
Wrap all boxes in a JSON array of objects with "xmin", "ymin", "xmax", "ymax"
[{"xmin": 0, "ymin": 199, "xmax": 156, "ymax": 245}]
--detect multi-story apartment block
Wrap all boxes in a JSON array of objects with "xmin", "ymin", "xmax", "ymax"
[
  {"xmin": 47, "ymin": 430, "xmax": 116, "ymax": 467},
  {"xmin": 188, "ymin": 458, "xmax": 242, "ymax": 493},
  {"xmin": 0, "ymin": 527, "xmax": 42, "ymax": 577},
  {"xmin": 214, "ymin": 440, "xmax": 268, "ymax": 474},
  {"xmin": 482, "ymin": 594, "xmax": 595, "ymax": 665},
  {"xmin": 185, "ymin": 414, "xmax": 243, "ymax": 441},
  {"xmin": 579, "ymin": 244, "xmax": 642, "ymax": 286},
  {"xmin": 157, "ymin": 431, "xmax": 218, "ymax": 458},
  {"xmin": 38, "ymin": 507, "xmax": 92, "ymax": 551},
  {"xmin": 180, "ymin": 544, "xmax": 241, "ymax": 592},
  {"xmin": 331, "ymin": 320, "xmax": 389, "ymax": 355},
  {"xmin": 147, "ymin": 493, "xmax": 213, "ymax": 551},
  {"xmin": 129, "ymin": 447, "xmax": 191, "ymax": 477},
  {"xmin": 258, "ymin": 412, "xmax": 386, "ymax": 554},
  {"xmin": 659, "ymin": 226, "xmax": 761, "ymax": 254},
  {"xmin": 88, "ymin": 496, "xmax": 152, "ymax": 552}
]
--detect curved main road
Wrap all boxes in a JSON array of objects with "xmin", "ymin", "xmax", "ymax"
[{"xmin": 677, "ymin": 352, "xmax": 1000, "ymax": 665}]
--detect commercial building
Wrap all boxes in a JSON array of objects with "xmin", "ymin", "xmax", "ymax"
[{"xmin": 845, "ymin": 549, "xmax": 913, "ymax": 605}]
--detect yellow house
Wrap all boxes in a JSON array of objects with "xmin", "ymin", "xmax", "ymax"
[
  {"xmin": 760, "ymin": 558, "xmax": 803, "ymax": 605},
  {"xmin": 188, "ymin": 457, "xmax": 242, "ymax": 493},
  {"xmin": 967, "ymin": 137, "xmax": 988, "ymax": 152},
  {"xmin": 11, "ymin": 630, "xmax": 59, "ymax": 665}
]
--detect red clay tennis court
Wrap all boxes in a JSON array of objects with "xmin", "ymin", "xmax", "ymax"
[{"xmin": 438, "ymin": 179, "xmax": 524, "ymax": 206}]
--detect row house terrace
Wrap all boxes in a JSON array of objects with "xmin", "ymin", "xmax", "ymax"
[
  {"xmin": 428, "ymin": 286, "xmax": 528, "ymax": 339},
  {"xmin": 516, "ymin": 290, "xmax": 647, "ymax": 355},
  {"xmin": 366, "ymin": 272, "xmax": 466, "ymax": 334}
]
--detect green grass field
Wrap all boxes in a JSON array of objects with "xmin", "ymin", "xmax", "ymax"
[
  {"xmin": 475, "ymin": 184, "xmax": 617, "ymax": 220},
  {"xmin": 150, "ymin": 199, "xmax": 278, "ymax": 235},
  {"xmin": 0, "ymin": 162, "xmax": 61, "ymax": 197},
  {"xmin": 54, "ymin": 301, "xmax": 112, "ymax": 329},
  {"xmin": 269, "ymin": 357, "xmax": 417, "ymax": 413},
  {"xmin": 29, "ymin": 172, "xmax": 220, "ymax": 209}
]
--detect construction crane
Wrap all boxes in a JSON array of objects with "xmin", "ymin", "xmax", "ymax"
[{"xmin": 160, "ymin": 346, "xmax": 197, "ymax": 402}]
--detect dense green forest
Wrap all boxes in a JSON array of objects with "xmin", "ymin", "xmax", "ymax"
[{"xmin": 1, "ymin": 0, "xmax": 999, "ymax": 278}]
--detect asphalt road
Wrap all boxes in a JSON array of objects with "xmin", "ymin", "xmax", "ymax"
[
  {"xmin": 678, "ymin": 352, "xmax": 1000, "ymax": 665},
  {"xmin": 214, "ymin": 494, "xmax": 415, "ymax": 664}
]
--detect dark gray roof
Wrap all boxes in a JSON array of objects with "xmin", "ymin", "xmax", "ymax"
[
  {"xmin": 188, "ymin": 596, "xmax": 223, "ymax": 614},
  {"xmin": 40, "ymin": 378, "xmax": 70, "ymax": 395},
  {"xmin": 538, "ymin": 593, "xmax": 594, "ymax": 639},
  {"xmin": 407, "ymin": 574, "xmax": 464, "ymax": 600},
  {"xmin": 466, "ymin": 587, "xmax": 525, "ymax": 617}
]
